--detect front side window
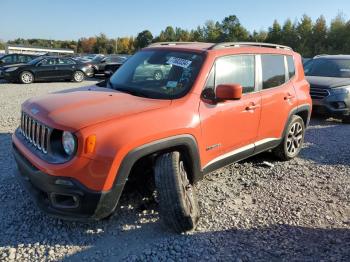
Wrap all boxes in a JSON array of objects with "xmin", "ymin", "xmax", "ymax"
[
  {"xmin": 215, "ymin": 55, "xmax": 255, "ymax": 93},
  {"xmin": 304, "ymin": 58, "xmax": 350, "ymax": 78},
  {"xmin": 109, "ymin": 50, "xmax": 204, "ymax": 99},
  {"xmin": 261, "ymin": 55, "xmax": 286, "ymax": 89}
]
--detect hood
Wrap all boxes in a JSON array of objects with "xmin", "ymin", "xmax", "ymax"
[
  {"xmin": 306, "ymin": 76, "xmax": 350, "ymax": 89},
  {"xmin": 22, "ymin": 86, "xmax": 171, "ymax": 131}
]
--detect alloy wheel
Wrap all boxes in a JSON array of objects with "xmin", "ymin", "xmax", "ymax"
[
  {"xmin": 21, "ymin": 73, "xmax": 33, "ymax": 84},
  {"xmin": 286, "ymin": 122, "xmax": 303, "ymax": 155}
]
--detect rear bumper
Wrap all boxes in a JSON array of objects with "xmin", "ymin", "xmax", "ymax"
[
  {"xmin": 312, "ymin": 92, "xmax": 350, "ymax": 118},
  {"xmin": 13, "ymin": 145, "xmax": 124, "ymax": 221}
]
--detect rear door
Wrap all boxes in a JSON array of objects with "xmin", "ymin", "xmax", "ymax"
[
  {"xmin": 256, "ymin": 54, "xmax": 298, "ymax": 148},
  {"xmin": 56, "ymin": 58, "xmax": 76, "ymax": 78}
]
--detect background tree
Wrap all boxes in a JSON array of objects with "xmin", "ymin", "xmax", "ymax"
[
  {"xmin": 312, "ymin": 15, "xmax": 328, "ymax": 56},
  {"xmin": 219, "ymin": 15, "xmax": 249, "ymax": 41},
  {"xmin": 296, "ymin": 15, "xmax": 313, "ymax": 57},
  {"xmin": 327, "ymin": 13, "xmax": 347, "ymax": 54},
  {"xmin": 134, "ymin": 30, "xmax": 153, "ymax": 49},
  {"xmin": 266, "ymin": 20, "xmax": 282, "ymax": 44}
]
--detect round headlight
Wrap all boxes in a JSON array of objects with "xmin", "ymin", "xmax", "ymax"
[{"xmin": 62, "ymin": 131, "xmax": 76, "ymax": 155}]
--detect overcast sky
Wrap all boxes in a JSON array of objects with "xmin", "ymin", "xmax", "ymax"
[{"xmin": 0, "ymin": 0, "xmax": 349, "ymax": 40}]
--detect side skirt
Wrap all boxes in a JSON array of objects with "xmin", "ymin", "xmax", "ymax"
[{"xmin": 202, "ymin": 138, "xmax": 281, "ymax": 175}]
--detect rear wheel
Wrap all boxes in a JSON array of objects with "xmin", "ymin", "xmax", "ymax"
[
  {"xmin": 273, "ymin": 115, "xmax": 305, "ymax": 161},
  {"xmin": 154, "ymin": 151, "xmax": 200, "ymax": 233},
  {"xmin": 20, "ymin": 71, "xmax": 34, "ymax": 84},
  {"xmin": 73, "ymin": 71, "xmax": 85, "ymax": 82}
]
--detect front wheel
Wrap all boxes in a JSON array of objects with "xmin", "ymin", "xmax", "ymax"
[
  {"xmin": 20, "ymin": 71, "xmax": 34, "ymax": 84},
  {"xmin": 73, "ymin": 71, "xmax": 85, "ymax": 82},
  {"xmin": 154, "ymin": 151, "xmax": 200, "ymax": 233},
  {"xmin": 273, "ymin": 115, "xmax": 305, "ymax": 161},
  {"xmin": 153, "ymin": 70, "xmax": 163, "ymax": 80}
]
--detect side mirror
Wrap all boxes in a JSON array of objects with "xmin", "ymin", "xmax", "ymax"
[{"xmin": 215, "ymin": 84, "xmax": 243, "ymax": 101}]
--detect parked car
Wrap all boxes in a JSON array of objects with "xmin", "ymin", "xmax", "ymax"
[
  {"xmin": 305, "ymin": 55, "xmax": 350, "ymax": 123},
  {"xmin": 0, "ymin": 53, "xmax": 39, "ymax": 78},
  {"xmin": 12, "ymin": 42, "xmax": 311, "ymax": 233},
  {"xmin": 3, "ymin": 56, "xmax": 94, "ymax": 84},
  {"xmin": 0, "ymin": 53, "xmax": 38, "ymax": 66},
  {"xmin": 91, "ymin": 55, "xmax": 128, "ymax": 76},
  {"xmin": 133, "ymin": 60, "xmax": 171, "ymax": 81},
  {"xmin": 103, "ymin": 55, "xmax": 130, "ymax": 77}
]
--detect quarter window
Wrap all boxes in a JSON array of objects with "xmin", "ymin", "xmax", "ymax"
[
  {"xmin": 261, "ymin": 55, "xmax": 286, "ymax": 89},
  {"xmin": 287, "ymin": 56, "xmax": 295, "ymax": 79},
  {"xmin": 215, "ymin": 55, "xmax": 255, "ymax": 93}
]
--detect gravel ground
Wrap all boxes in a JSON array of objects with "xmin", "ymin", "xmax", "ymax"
[{"xmin": 0, "ymin": 80, "xmax": 349, "ymax": 261}]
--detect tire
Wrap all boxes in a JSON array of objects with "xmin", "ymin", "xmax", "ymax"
[
  {"xmin": 73, "ymin": 71, "xmax": 85, "ymax": 82},
  {"xmin": 20, "ymin": 71, "xmax": 34, "ymax": 84},
  {"xmin": 154, "ymin": 151, "xmax": 200, "ymax": 233},
  {"xmin": 153, "ymin": 70, "xmax": 163, "ymax": 81},
  {"xmin": 273, "ymin": 115, "xmax": 305, "ymax": 161}
]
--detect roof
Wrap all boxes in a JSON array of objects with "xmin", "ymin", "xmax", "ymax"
[{"xmin": 314, "ymin": 54, "xmax": 350, "ymax": 60}]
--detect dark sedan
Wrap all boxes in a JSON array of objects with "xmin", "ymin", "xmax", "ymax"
[
  {"xmin": 305, "ymin": 55, "xmax": 350, "ymax": 123},
  {"xmin": 91, "ymin": 55, "xmax": 129, "ymax": 76},
  {"xmin": 3, "ymin": 56, "xmax": 94, "ymax": 84},
  {"xmin": 0, "ymin": 53, "xmax": 39, "ymax": 78}
]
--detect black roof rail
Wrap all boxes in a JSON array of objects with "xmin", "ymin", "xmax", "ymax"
[{"xmin": 209, "ymin": 42, "xmax": 293, "ymax": 51}]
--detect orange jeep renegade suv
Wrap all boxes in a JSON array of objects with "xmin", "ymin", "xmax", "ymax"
[{"xmin": 13, "ymin": 42, "xmax": 312, "ymax": 233}]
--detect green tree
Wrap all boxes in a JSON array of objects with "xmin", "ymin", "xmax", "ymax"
[
  {"xmin": 249, "ymin": 30, "xmax": 268, "ymax": 42},
  {"xmin": 266, "ymin": 20, "xmax": 282, "ymax": 44},
  {"xmin": 328, "ymin": 13, "xmax": 347, "ymax": 54},
  {"xmin": 158, "ymin": 26, "xmax": 176, "ymax": 41},
  {"xmin": 219, "ymin": 15, "xmax": 249, "ymax": 41},
  {"xmin": 312, "ymin": 15, "xmax": 328, "ymax": 56},
  {"xmin": 281, "ymin": 19, "xmax": 298, "ymax": 49},
  {"xmin": 134, "ymin": 30, "xmax": 153, "ymax": 49},
  {"xmin": 296, "ymin": 15, "xmax": 313, "ymax": 57}
]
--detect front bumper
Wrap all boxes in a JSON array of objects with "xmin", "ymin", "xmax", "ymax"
[
  {"xmin": 312, "ymin": 91, "xmax": 350, "ymax": 118},
  {"xmin": 13, "ymin": 145, "xmax": 124, "ymax": 221}
]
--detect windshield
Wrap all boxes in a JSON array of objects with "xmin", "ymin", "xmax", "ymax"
[
  {"xmin": 305, "ymin": 58, "xmax": 350, "ymax": 78},
  {"xmin": 109, "ymin": 50, "xmax": 204, "ymax": 99}
]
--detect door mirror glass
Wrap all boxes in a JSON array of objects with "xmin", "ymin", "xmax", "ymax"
[{"xmin": 216, "ymin": 84, "xmax": 243, "ymax": 101}]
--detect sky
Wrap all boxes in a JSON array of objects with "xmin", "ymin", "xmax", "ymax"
[{"xmin": 0, "ymin": 0, "xmax": 349, "ymax": 41}]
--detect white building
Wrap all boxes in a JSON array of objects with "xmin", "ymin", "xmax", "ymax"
[{"xmin": 5, "ymin": 45, "xmax": 74, "ymax": 55}]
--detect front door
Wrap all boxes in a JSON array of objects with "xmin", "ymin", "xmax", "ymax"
[
  {"xmin": 35, "ymin": 58, "xmax": 57, "ymax": 80},
  {"xmin": 199, "ymin": 55, "xmax": 261, "ymax": 169}
]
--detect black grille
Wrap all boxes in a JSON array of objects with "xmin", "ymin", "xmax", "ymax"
[
  {"xmin": 310, "ymin": 87, "xmax": 330, "ymax": 99},
  {"xmin": 20, "ymin": 111, "xmax": 52, "ymax": 154}
]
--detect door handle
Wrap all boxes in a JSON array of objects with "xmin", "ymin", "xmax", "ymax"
[
  {"xmin": 284, "ymin": 93, "xmax": 295, "ymax": 100},
  {"xmin": 245, "ymin": 104, "xmax": 260, "ymax": 111}
]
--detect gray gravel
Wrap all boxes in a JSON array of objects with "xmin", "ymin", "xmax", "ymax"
[{"xmin": 0, "ymin": 80, "xmax": 349, "ymax": 261}]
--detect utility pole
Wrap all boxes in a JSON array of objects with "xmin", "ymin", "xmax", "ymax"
[{"xmin": 115, "ymin": 38, "xmax": 118, "ymax": 54}]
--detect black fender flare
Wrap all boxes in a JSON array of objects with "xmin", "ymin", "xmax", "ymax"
[
  {"xmin": 282, "ymin": 104, "xmax": 311, "ymax": 138},
  {"xmin": 114, "ymin": 134, "xmax": 203, "ymax": 187}
]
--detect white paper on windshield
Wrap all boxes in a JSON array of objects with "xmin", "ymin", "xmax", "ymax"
[{"xmin": 166, "ymin": 57, "xmax": 192, "ymax": 68}]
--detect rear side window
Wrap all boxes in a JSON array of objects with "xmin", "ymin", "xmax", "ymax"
[
  {"xmin": 287, "ymin": 56, "xmax": 295, "ymax": 79},
  {"xmin": 215, "ymin": 55, "xmax": 255, "ymax": 93},
  {"xmin": 261, "ymin": 55, "xmax": 286, "ymax": 89}
]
